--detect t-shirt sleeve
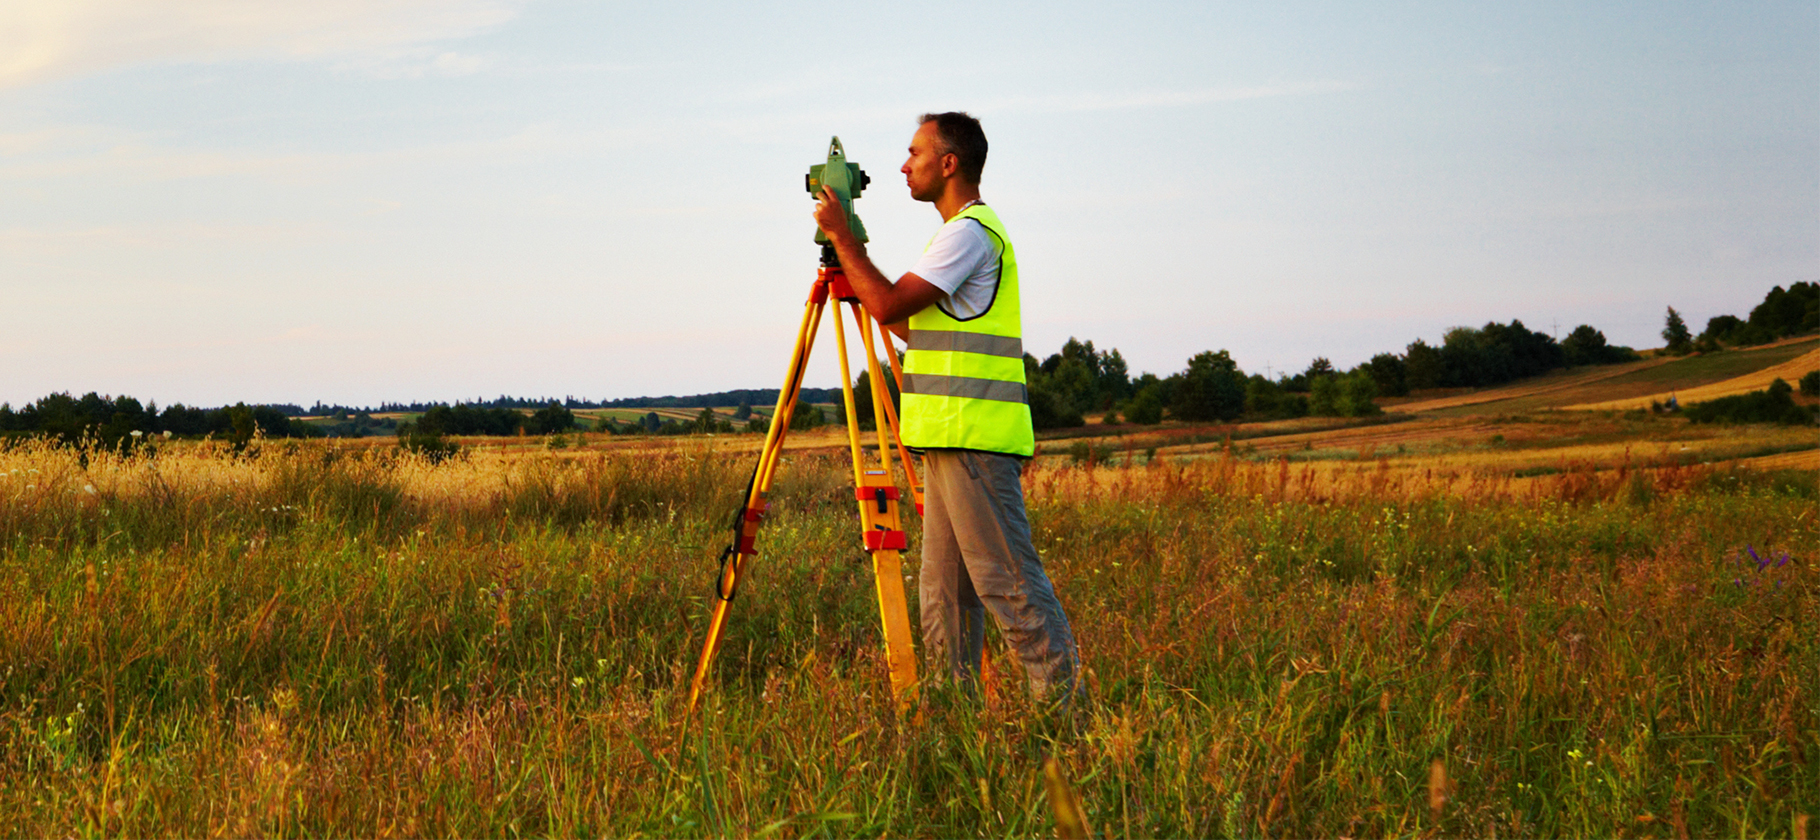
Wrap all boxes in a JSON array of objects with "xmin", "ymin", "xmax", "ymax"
[{"xmin": 907, "ymin": 219, "xmax": 995, "ymax": 295}]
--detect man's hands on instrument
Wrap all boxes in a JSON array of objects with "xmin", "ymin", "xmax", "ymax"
[{"xmin": 813, "ymin": 185, "xmax": 855, "ymax": 245}]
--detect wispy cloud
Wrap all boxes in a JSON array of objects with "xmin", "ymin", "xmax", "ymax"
[
  {"xmin": 0, "ymin": 120, "xmax": 658, "ymax": 185},
  {"xmin": 994, "ymin": 80, "xmax": 1361, "ymax": 114},
  {"xmin": 0, "ymin": 0, "xmax": 526, "ymax": 89}
]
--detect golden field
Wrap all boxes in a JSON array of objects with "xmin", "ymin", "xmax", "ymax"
[{"xmin": 0, "ymin": 370, "xmax": 1814, "ymax": 835}]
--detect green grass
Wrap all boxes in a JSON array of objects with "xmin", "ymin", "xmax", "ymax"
[
  {"xmin": 1621, "ymin": 338, "xmax": 1818, "ymax": 385},
  {"xmin": 0, "ymin": 443, "xmax": 1813, "ymax": 835}
]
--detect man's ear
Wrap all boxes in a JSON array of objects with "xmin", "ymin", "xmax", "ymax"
[{"xmin": 940, "ymin": 152, "xmax": 959, "ymax": 179}]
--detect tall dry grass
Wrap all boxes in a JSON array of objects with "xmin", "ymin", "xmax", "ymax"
[{"xmin": 0, "ymin": 437, "xmax": 1812, "ymax": 835}]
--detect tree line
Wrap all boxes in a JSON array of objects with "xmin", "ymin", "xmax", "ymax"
[
  {"xmin": 308, "ymin": 388, "xmax": 845, "ymax": 416},
  {"xmin": 1021, "ymin": 315, "xmax": 1642, "ymax": 430},
  {"xmin": 1663, "ymin": 282, "xmax": 1818, "ymax": 354},
  {"xmin": 0, "ymin": 392, "xmax": 324, "ymax": 449}
]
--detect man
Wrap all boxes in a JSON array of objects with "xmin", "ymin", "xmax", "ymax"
[{"xmin": 811, "ymin": 112, "xmax": 1078, "ymax": 703}]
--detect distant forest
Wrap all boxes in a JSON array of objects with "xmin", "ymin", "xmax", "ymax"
[
  {"xmin": 5, "ymin": 283, "xmax": 1811, "ymax": 445},
  {"xmin": 305, "ymin": 389, "xmax": 842, "ymax": 417}
]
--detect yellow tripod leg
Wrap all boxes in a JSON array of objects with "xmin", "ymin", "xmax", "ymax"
[
  {"xmin": 833, "ymin": 302, "xmax": 919, "ymax": 711},
  {"xmin": 686, "ymin": 292, "xmax": 825, "ymax": 717},
  {"xmin": 863, "ymin": 315, "xmax": 924, "ymax": 515}
]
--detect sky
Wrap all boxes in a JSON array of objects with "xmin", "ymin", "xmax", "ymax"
[{"xmin": 3, "ymin": 1, "xmax": 1816, "ymax": 408}]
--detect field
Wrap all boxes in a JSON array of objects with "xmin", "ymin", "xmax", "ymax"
[
  {"xmin": 1391, "ymin": 336, "xmax": 1820, "ymax": 416},
  {"xmin": 0, "ymin": 370, "xmax": 1815, "ymax": 835}
]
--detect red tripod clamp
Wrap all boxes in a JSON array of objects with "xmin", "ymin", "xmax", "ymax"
[{"xmin": 811, "ymin": 266, "xmax": 859, "ymax": 304}]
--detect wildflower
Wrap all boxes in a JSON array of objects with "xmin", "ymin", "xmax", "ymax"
[
  {"xmin": 1748, "ymin": 546, "xmax": 1769, "ymax": 571},
  {"xmin": 83, "ymin": 485, "xmax": 96, "ymax": 495},
  {"xmin": 130, "ymin": 430, "xmax": 143, "ymax": 438}
]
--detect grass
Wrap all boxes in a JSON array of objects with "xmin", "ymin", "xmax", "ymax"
[{"xmin": 0, "ymin": 430, "xmax": 1813, "ymax": 836}]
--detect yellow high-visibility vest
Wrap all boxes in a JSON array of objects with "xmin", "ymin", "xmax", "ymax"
[{"xmin": 901, "ymin": 203, "xmax": 1036, "ymax": 457}]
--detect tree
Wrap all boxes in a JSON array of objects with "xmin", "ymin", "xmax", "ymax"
[
  {"xmin": 1244, "ymin": 375, "xmax": 1307, "ymax": 420},
  {"xmin": 1748, "ymin": 282, "xmax": 1819, "ymax": 338},
  {"xmin": 1337, "ymin": 371, "xmax": 1382, "ymax": 417},
  {"xmin": 1561, "ymin": 325, "xmax": 1636, "ymax": 367},
  {"xmin": 526, "ymin": 402, "xmax": 576, "ymax": 435},
  {"xmin": 789, "ymin": 405, "xmax": 825, "ymax": 430},
  {"xmin": 1360, "ymin": 353, "xmax": 1408, "ymax": 397},
  {"xmin": 734, "ymin": 402, "xmax": 753, "ymax": 420},
  {"xmin": 851, "ymin": 370, "xmax": 900, "ymax": 428},
  {"xmin": 1121, "ymin": 383, "xmax": 1165, "ymax": 425},
  {"xmin": 1028, "ymin": 380, "xmax": 1083, "ymax": 430},
  {"xmin": 1699, "ymin": 315, "xmax": 1747, "ymax": 346},
  {"xmin": 1662, "ymin": 307, "xmax": 1693, "ymax": 355},
  {"xmin": 1405, "ymin": 339, "xmax": 1444, "ymax": 391},
  {"xmin": 1170, "ymin": 350, "xmax": 1246, "ymax": 422}
]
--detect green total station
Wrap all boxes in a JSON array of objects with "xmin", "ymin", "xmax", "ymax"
[{"xmin": 807, "ymin": 136, "xmax": 870, "ymax": 249}]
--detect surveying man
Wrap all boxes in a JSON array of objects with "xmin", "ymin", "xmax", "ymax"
[{"xmin": 812, "ymin": 112, "xmax": 1079, "ymax": 704}]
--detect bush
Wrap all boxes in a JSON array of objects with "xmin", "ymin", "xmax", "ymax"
[
  {"xmin": 397, "ymin": 430, "xmax": 460, "ymax": 463},
  {"xmin": 1800, "ymin": 370, "xmax": 1819, "ymax": 397},
  {"xmin": 1029, "ymin": 381, "xmax": 1084, "ymax": 430},
  {"xmin": 1121, "ymin": 385, "xmax": 1165, "ymax": 425},
  {"xmin": 1683, "ymin": 379, "xmax": 1815, "ymax": 426}
]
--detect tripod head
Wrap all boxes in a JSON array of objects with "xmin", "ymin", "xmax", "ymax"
[{"xmin": 807, "ymin": 136, "xmax": 870, "ymax": 264}]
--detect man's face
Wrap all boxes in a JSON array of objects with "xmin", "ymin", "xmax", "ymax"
[{"xmin": 902, "ymin": 121, "xmax": 951, "ymax": 203}]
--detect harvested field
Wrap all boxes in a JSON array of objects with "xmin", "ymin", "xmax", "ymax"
[
  {"xmin": 1389, "ymin": 336, "xmax": 1819, "ymax": 416},
  {"xmin": 1569, "ymin": 346, "xmax": 1820, "ymax": 410}
]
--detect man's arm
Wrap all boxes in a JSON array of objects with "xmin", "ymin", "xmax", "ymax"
[{"xmin": 813, "ymin": 185, "xmax": 945, "ymax": 338}]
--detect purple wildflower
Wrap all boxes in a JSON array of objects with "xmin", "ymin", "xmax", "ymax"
[
  {"xmin": 1748, "ymin": 546, "xmax": 1767, "ymax": 570},
  {"xmin": 1775, "ymin": 552, "xmax": 1790, "ymax": 568}
]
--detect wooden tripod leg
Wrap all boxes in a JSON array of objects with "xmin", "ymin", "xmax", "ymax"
[
  {"xmin": 686, "ymin": 291, "xmax": 826, "ymax": 717},
  {"xmin": 833, "ymin": 301, "xmax": 919, "ymax": 711},
  {"xmin": 863, "ymin": 316, "xmax": 924, "ymax": 515}
]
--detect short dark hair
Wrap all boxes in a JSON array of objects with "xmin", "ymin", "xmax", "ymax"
[{"xmin": 918, "ymin": 111, "xmax": 987, "ymax": 184}]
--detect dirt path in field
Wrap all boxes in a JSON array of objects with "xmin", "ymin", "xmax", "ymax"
[{"xmin": 1566, "ymin": 347, "xmax": 1820, "ymax": 410}]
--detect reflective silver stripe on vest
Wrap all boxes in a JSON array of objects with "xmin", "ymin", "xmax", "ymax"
[
  {"xmin": 902, "ymin": 373, "xmax": 1028, "ymax": 404},
  {"xmin": 906, "ymin": 330, "xmax": 1023, "ymax": 359}
]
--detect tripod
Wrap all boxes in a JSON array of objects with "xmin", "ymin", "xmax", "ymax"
[{"xmin": 686, "ymin": 252, "xmax": 926, "ymax": 717}]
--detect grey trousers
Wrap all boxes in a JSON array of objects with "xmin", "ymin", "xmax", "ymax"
[{"xmin": 919, "ymin": 449, "xmax": 1078, "ymax": 700}]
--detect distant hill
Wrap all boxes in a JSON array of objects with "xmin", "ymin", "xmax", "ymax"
[{"xmin": 1388, "ymin": 335, "xmax": 1819, "ymax": 416}]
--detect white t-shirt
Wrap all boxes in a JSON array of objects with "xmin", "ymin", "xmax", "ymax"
[{"xmin": 907, "ymin": 212, "xmax": 1001, "ymax": 321}]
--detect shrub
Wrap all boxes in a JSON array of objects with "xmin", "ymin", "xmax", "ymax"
[{"xmin": 1683, "ymin": 379, "xmax": 1815, "ymax": 426}]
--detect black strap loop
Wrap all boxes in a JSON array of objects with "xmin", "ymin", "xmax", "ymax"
[{"xmin": 713, "ymin": 545, "xmax": 739, "ymax": 602}]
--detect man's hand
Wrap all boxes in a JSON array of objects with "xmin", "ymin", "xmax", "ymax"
[
  {"xmin": 810, "ymin": 184, "xmax": 946, "ymax": 335},
  {"xmin": 813, "ymin": 185, "xmax": 854, "ymax": 244}
]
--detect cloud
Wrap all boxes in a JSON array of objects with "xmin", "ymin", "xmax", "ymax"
[
  {"xmin": 995, "ymin": 80, "xmax": 1360, "ymax": 114},
  {"xmin": 0, "ymin": 0, "xmax": 526, "ymax": 89}
]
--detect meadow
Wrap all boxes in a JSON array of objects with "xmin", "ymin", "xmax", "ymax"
[{"xmin": 0, "ymin": 416, "xmax": 1813, "ymax": 837}]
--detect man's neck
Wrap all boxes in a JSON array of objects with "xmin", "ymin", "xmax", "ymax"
[{"xmin": 935, "ymin": 183, "xmax": 983, "ymax": 222}]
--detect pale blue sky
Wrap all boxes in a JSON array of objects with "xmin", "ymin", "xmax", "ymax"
[{"xmin": 3, "ymin": 1, "xmax": 1815, "ymax": 407}]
